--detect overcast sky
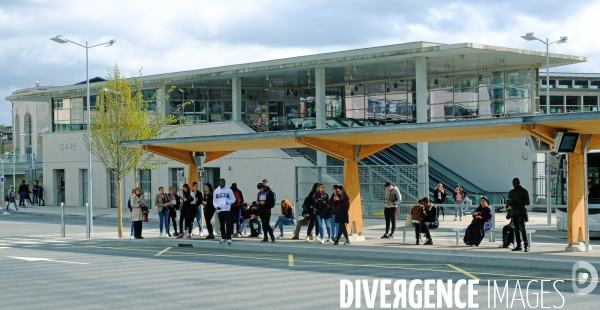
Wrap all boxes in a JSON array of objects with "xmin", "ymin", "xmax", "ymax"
[{"xmin": 1, "ymin": 0, "xmax": 599, "ymax": 125}]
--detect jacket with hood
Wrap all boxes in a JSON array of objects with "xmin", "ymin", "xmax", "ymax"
[
  {"xmin": 256, "ymin": 186, "xmax": 276, "ymax": 213},
  {"xmin": 213, "ymin": 185, "xmax": 236, "ymax": 212},
  {"xmin": 384, "ymin": 186, "xmax": 402, "ymax": 208}
]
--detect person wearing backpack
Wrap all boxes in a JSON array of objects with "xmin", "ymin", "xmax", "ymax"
[
  {"xmin": 230, "ymin": 183, "xmax": 245, "ymax": 237},
  {"xmin": 382, "ymin": 182, "xmax": 402, "ymax": 239},
  {"xmin": 256, "ymin": 183, "xmax": 276, "ymax": 243}
]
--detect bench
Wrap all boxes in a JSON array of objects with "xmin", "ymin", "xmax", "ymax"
[
  {"xmin": 401, "ymin": 226, "xmax": 536, "ymax": 247},
  {"xmin": 401, "ymin": 226, "xmax": 464, "ymax": 245},
  {"xmin": 487, "ymin": 228, "xmax": 536, "ymax": 248}
]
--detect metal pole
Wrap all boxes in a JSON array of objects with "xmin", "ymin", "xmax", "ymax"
[
  {"xmin": 85, "ymin": 41, "xmax": 91, "ymax": 239},
  {"xmin": 545, "ymin": 39, "xmax": 552, "ymax": 227},
  {"xmin": 61, "ymin": 202, "xmax": 65, "ymax": 237},
  {"xmin": 547, "ymin": 206, "xmax": 552, "ymax": 226},
  {"xmin": 546, "ymin": 38, "xmax": 550, "ymax": 114}
]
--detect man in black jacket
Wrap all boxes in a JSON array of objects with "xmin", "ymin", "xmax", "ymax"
[
  {"xmin": 18, "ymin": 180, "xmax": 28, "ymax": 206},
  {"xmin": 507, "ymin": 178, "xmax": 530, "ymax": 252},
  {"xmin": 256, "ymin": 183, "xmax": 276, "ymax": 243}
]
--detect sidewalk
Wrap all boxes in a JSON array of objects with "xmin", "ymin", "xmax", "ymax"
[{"xmin": 7, "ymin": 204, "xmax": 595, "ymax": 272}]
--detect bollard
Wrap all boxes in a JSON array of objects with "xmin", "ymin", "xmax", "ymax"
[
  {"xmin": 61, "ymin": 202, "xmax": 65, "ymax": 237},
  {"xmin": 547, "ymin": 206, "xmax": 552, "ymax": 226},
  {"xmin": 87, "ymin": 203, "xmax": 93, "ymax": 234}
]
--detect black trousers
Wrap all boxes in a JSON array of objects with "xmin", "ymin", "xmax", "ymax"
[
  {"xmin": 512, "ymin": 215, "xmax": 528, "ymax": 247},
  {"xmin": 502, "ymin": 225, "xmax": 515, "ymax": 247},
  {"xmin": 384, "ymin": 207, "xmax": 397, "ymax": 235},
  {"xmin": 204, "ymin": 208, "xmax": 215, "ymax": 236},
  {"xmin": 179, "ymin": 213, "xmax": 193, "ymax": 234},
  {"xmin": 133, "ymin": 221, "xmax": 143, "ymax": 238},
  {"xmin": 38, "ymin": 194, "xmax": 45, "ymax": 206},
  {"xmin": 169, "ymin": 209, "xmax": 178, "ymax": 234},
  {"xmin": 260, "ymin": 212, "xmax": 274, "ymax": 240},
  {"xmin": 306, "ymin": 213, "xmax": 318, "ymax": 236},
  {"xmin": 249, "ymin": 218, "xmax": 262, "ymax": 236},
  {"xmin": 337, "ymin": 222, "xmax": 349, "ymax": 241},
  {"xmin": 218, "ymin": 211, "xmax": 232, "ymax": 240}
]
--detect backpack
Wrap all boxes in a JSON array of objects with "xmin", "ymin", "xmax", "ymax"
[{"xmin": 267, "ymin": 188, "xmax": 277, "ymax": 208}]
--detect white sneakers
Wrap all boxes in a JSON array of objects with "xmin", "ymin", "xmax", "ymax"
[
  {"xmin": 304, "ymin": 236, "xmax": 310, "ymax": 242},
  {"xmin": 129, "ymin": 236, "xmax": 134, "ymax": 239},
  {"xmin": 227, "ymin": 239, "xmax": 232, "ymax": 244},
  {"xmin": 219, "ymin": 239, "xmax": 226, "ymax": 244},
  {"xmin": 277, "ymin": 234, "xmax": 285, "ymax": 239},
  {"xmin": 199, "ymin": 232, "xmax": 204, "ymax": 237},
  {"xmin": 319, "ymin": 238, "xmax": 324, "ymax": 244}
]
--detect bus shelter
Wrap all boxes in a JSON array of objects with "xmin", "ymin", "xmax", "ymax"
[{"xmin": 121, "ymin": 111, "xmax": 600, "ymax": 252}]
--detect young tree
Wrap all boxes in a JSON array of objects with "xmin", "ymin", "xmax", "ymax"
[{"xmin": 86, "ymin": 65, "xmax": 181, "ymax": 238}]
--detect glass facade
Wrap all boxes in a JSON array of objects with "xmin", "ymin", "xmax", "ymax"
[
  {"xmin": 14, "ymin": 114, "xmax": 20, "ymax": 154},
  {"xmin": 82, "ymin": 169, "xmax": 88, "ymax": 205},
  {"xmin": 540, "ymin": 95, "xmax": 600, "ymax": 113},
  {"xmin": 139, "ymin": 169, "xmax": 151, "ymax": 206},
  {"xmin": 24, "ymin": 113, "xmax": 32, "ymax": 154}
]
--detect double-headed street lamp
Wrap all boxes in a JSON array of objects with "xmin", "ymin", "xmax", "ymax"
[
  {"xmin": 520, "ymin": 32, "xmax": 568, "ymax": 114},
  {"xmin": 50, "ymin": 35, "xmax": 116, "ymax": 239}
]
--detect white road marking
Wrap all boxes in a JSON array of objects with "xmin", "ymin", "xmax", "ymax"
[{"xmin": 7, "ymin": 256, "xmax": 89, "ymax": 265}]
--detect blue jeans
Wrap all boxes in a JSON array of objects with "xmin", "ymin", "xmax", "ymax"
[
  {"xmin": 231, "ymin": 208, "xmax": 241, "ymax": 234},
  {"xmin": 130, "ymin": 221, "xmax": 135, "ymax": 237},
  {"xmin": 33, "ymin": 193, "xmax": 38, "ymax": 205},
  {"xmin": 195, "ymin": 206, "xmax": 203, "ymax": 233},
  {"xmin": 274, "ymin": 217, "xmax": 294, "ymax": 234},
  {"xmin": 7, "ymin": 198, "xmax": 17, "ymax": 210},
  {"xmin": 316, "ymin": 215, "xmax": 333, "ymax": 239},
  {"xmin": 19, "ymin": 192, "xmax": 26, "ymax": 206},
  {"xmin": 331, "ymin": 215, "xmax": 339, "ymax": 238},
  {"xmin": 158, "ymin": 209, "xmax": 170, "ymax": 234}
]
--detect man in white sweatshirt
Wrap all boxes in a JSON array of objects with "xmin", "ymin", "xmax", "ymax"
[{"xmin": 213, "ymin": 178, "xmax": 237, "ymax": 244}]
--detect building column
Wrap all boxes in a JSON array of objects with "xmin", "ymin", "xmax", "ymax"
[
  {"xmin": 315, "ymin": 67, "xmax": 327, "ymax": 166},
  {"xmin": 415, "ymin": 56, "xmax": 429, "ymax": 198},
  {"xmin": 232, "ymin": 77, "xmax": 242, "ymax": 122},
  {"xmin": 565, "ymin": 138, "xmax": 590, "ymax": 252}
]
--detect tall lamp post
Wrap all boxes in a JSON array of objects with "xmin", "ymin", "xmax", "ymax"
[
  {"xmin": 521, "ymin": 32, "xmax": 568, "ymax": 206},
  {"xmin": 50, "ymin": 35, "xmax": 116, "ymax": 239}
]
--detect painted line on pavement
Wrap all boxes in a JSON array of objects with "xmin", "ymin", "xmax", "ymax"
[
  {"xmin": 447, "ymin": 264, "xmax": 480, "ymax": 280},
  {"xmin": 155, "ymin": 247, "xmax": 172, "ymax": 256},
  {"xmin": 535, "ymin": 234, "xmax": 563, "ymax": 240},
  {"xmin": 288, "ymin": 254, "xmax": 294, "ymax": 266}
]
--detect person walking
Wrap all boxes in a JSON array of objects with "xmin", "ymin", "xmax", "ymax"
[
  {"xmin": 257, "ymin": 183, "xmax": 276, "ymax": 243},
  {"xmin": 130, "ymin": 188, "xmax": 145, "ymax": 239},
  {"xmin": 6, "ymin": 185, "xmax": 18, "ymax": 211},
  {"xmin": 382, "ymin": 182, "xmax": 402, "ymax": 239},
  {"xmin": 202, "ymin": 183, "xmax": 216, "ymax": 239},
  {"xmin": 177, "ymin": 184, "xmax": 195, "ymax": 239},
  {"xmin": 230, "ymin": 183, "xmax": 244, "ymax": 237},
  {"xmin": 192, "ymin": 182, "xmax": 204, "ymax": 237},
  {"xmin": 452, "ymin": 185, "xmax": 467, "ymax": 221},
  {"xmin": 333, "ymin": 185, "xmax": 350, "ymax": 245},
  {"xmin": 329, "ymin": 185, "xmax": 340, "ymax": 242},
  {"xmin": 154, "ymin": 187, "xmax": 170, "ymax": 238},
  {"xmin": 433, "ymin": 183, "xmax": 446, "ymax": 220},
  {"xmin": 507, "ymin": 178, "xmax": 530, "ymax": 252},
  {"xmin": 214, "ymin": 179, "xmax": 236, "ymax": 244}
]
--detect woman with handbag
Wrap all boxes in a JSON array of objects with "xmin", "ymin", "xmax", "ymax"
[
  {"xmin": 333, "ymin": 185, "xmax": 350, "ymax": 245},
  {"xmin": 130, "ymin": 187, "xmax": 145, "ymax": 239},
  {"xmin": 463, "ymin": 196, "xmax": 493, "ymax": 246},
  {"xmin": 312, "ymin": 183, "xmax": 331, "ymax": 244},
  {"xmin": 155, "ymin": 187, "xmax": 170, "ymax": 238}
]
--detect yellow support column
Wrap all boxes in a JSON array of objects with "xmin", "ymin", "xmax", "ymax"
[
  {"xmin": 565, "ymin": 151, "xmax": 587, "ymax": 251},
  {"xmin": 344, "ymin": 159, "xmax": 365, "ymax": 240}
]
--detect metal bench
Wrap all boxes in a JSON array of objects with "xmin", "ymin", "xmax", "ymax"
[
  {"xmin": 401, "ymin": 226, "xmax": 464, "ymax": 245},
  {"xmin": 487, "ymin": 228, "xmax": 536, "ymax": 248}
]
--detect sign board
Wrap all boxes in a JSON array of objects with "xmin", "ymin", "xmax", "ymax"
[
  {"xmin": 553, "ymin": 132, "xmax": 580, "ymax": 153},
  {"xmin": 0, "ymin": 177, "xmax": 5, "ymax": 183}
]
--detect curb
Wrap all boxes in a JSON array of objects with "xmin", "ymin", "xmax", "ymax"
[
  {"xmin": 12, "ymin": 211, "xmax": 122, "ymax": 221},
  {"xmin": 107, "ymin": 237, "xmax": 600, "ymax": 272}
]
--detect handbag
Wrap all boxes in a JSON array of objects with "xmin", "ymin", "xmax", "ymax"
[
  {"xmin": 428, "ymin": 218, "xmax": 439, "ymax": 229},
  {"xmin": 483, "ymin": 221, "xmax": 493, "ymax": 231},
  {"xmin": 141, "ymin": 206, "xmax": 149, "ymax": 214},
  {"xmin": 319, "ymin": 207, "xmax": 332, "ymax": 219}
]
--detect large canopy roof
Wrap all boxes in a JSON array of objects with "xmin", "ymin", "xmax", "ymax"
[{"xmin": 120, "ymin": 112, "xmax": 600, "ymax": 155}]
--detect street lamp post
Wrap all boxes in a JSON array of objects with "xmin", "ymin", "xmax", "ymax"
[
  {"xmin": 50, "ymin": 35, "xmax": 116, "ymax": 239},
  {"xmin": 521, "ymin": 32, "xmax": 568, "ymax": 207}
]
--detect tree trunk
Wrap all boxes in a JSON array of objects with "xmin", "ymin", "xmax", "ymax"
[{"xmin": 116, "ymin": 180, "xmax": 123, "ymax": 238}]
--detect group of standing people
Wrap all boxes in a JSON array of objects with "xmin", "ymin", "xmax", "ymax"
[{"xmin": 291, "ymin": 183, "xmax": 351, "ymax": 245}]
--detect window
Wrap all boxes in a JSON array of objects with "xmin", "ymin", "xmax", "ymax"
[
  {"xmin": 574, "ymin": 80, "xmax": 588, "ymax": 89},
  {"xmin": 558, "ymin": 80, "xmax": 572, "ymax": 89},
  {"xmin": 591, "ymin": 81, "xmax": 600, "ymax": 89},
  {"xmin": 108, "ymin": 170, "xmax": 117, "ymax": 208},
  {"xmin": 14, "ymin": 114, "xmax": 20, "ymax": 154},
  {"xmin": 139, "ymin": 169, "xmax": 152, "ymax": 206},
  {"xmin": 24, "ymin": 113, "xmax": 32, "ymax": 154},
  {"xmin": 170, "ymin": 168, "xmax": 185, "ymax": 194},
  {"xmin": 142, "ymin": 89, "xmax": 157, "ymax": 112},
  {"xmin": 82, "ymin": 169, "xmax": 88, "ymax": 205},
  {"xmin": 584, "ymin": 96, "xmax": 599, "ymax": 112},
  {"xmin": 566, "ymin": 96, "xmax": 581, "ymax": 113}
]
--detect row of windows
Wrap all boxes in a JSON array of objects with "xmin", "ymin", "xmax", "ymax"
[
  {"xmin": 539, "ymin": 95, "xmax": 600, "ymax": 114},
  {"xmin": 541, "ymin": 79, "xmax": 600, "ymax": 89}
]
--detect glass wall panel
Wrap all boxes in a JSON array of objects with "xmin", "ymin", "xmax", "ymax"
[
  {"xmin": 477, "ymin": 101, "xmax": 494, "ymax": 119},
  {"xmin": 82, "ymin": 169, "xmax": 88, "ymax": 205},
  {"xmin": 574, "ymin": 80, "xmax": 588, "ymax": 89},
  {"xmin": 549, "ymin": 95, "xmax": 564, "ymax": 114},
  {"xmin": 430, "ymin": 89, "xmax": 453, "ymax": 105},
  {"xmin": 558, "ymin": 80, "xmax": 572, "ymax": 88},
  {"xmin": 566, "ymin": 96, "xmax": 581, "ymax": 113},
  {"xmin": 429, "ymin": 76, "xmax": 452, "ymax": 90},
  {"xmin": 139, "ymin": 169, "xmax": 152, "ymax": 206},
  {"xmin": 505, "ymin": 98, "xmax": 530, "ymax": 115},
  {"xmin": 591, "ymin": 81, "xmax": 600, "ymax": 89},
  {"xmin": 584, "ymin": 96, "xmax": 599, "ymax": 112},
  {"xmin": 365, "ymin": 82, "xmax": 386, "ymax": 96}
]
